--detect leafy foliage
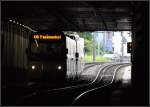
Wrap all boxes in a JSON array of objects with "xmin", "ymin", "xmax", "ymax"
[
  {"xmin": 64, "ymin": 31, "xmax": 112, "ymax": 58},
  {"xmin": 77, "ymin": 32, "xmax": 93, "ymax": 55}
]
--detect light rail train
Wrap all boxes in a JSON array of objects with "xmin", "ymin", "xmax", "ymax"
[{"xmin": 26, "ymin": 31, "xmax": 84, "ymax": 84}]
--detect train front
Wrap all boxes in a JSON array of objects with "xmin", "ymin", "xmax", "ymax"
[{"xmin": 26, "ymin": 31, "xmax": 67, "ymax": 85}]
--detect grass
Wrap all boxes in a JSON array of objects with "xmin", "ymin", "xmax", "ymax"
[
  {"xmin": 84, "ymin": 55, "xmax": 110, "ymax": 62},
  {"xmin": 66, "ymin": 55, "xmax": 111, "ymax": 86}
]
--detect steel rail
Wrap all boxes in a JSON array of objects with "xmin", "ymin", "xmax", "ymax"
[
  {"xmin": 16, "ymin": 63, "xmax": 115, "ymax": 102},
  {"xmin": 16, "ymin": 63, "xmax": 130, "ymax": 105},
  {"xmin": 71, "ymin": 63, "xmax": 130, "ymax": 105}
]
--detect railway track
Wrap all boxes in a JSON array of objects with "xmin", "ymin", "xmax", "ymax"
[
  {"xmin": 16, "ymin": 63, "xmax": 130, "ymax": 106},
  {"xmin": 71, "ymin": 63, "xmax": 131, "ymax": 105}
]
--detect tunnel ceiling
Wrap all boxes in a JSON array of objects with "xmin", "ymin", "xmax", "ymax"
[{"xmin": 2, "ymin": 1, "xmax": 132, "ymax": 31}]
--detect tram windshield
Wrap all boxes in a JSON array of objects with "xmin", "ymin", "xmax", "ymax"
[{"xmin": 30, "ymin": 40, "xmax": 65, "ymax": 57}]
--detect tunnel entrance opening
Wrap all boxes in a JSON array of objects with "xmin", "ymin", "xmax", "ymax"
[
  {"xmin": 64, "ymin": 31, "xmax": 132, "ymax": 87},
  {"xmin": 64, "ymin": 31, "xmax": 132, "ymax": 63}
]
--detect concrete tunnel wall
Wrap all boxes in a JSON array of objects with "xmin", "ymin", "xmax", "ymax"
[
  {"xmin": 1, "ymin": 20, "xmax": 31, "ymax": 83},
  {"xmin": 131, "ymin": 2, "xmax": 149, "ymax": 105}
]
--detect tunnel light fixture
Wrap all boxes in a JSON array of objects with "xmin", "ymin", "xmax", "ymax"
[
  {"xmin": 13, "ymin": 20, "xmax": 16, "ymax": 23},
  {"xmin": 24, "ymin": 25, "xmax": 27, "ymax": 28},
  {"xmin": 8, "ymin": 20, "xmax": 37, "ymax": 32}
]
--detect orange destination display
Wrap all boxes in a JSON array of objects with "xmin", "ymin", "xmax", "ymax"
[{"xmin": 33, "ymin": 34, "xmax": 62, "ymax": 40}]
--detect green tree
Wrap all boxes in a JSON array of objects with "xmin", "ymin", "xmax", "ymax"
[
  {"xmin": 77, "ymin": 32, "xmax": 93, "ymax": 55},
  {"xmin": 64, "ymin": 31, "xmax": 93, "ymax": 55}
]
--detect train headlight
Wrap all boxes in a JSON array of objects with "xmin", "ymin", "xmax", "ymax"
[
  {"xmin": 57, "ymin": 65, "xmax": 62, "ymax": 70},
  {"xmin": 32, "ymin": 65, "xmax": 36, "ymax": 70}
]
